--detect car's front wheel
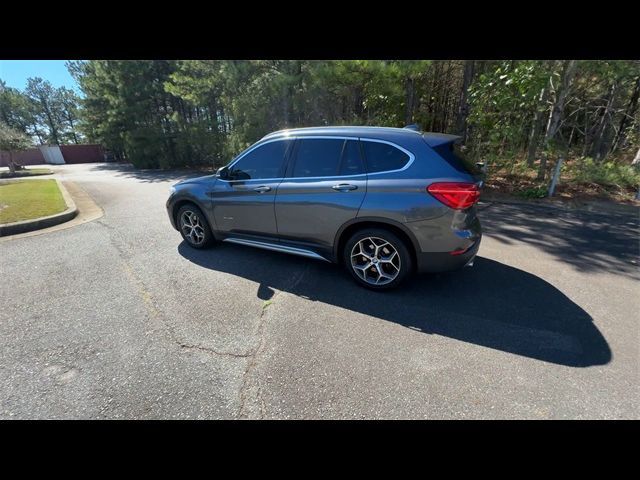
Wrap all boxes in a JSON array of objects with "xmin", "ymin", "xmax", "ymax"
[
  {"xmin": 343, "ymin": 228, "xmax": 413, "ymax": 290},
  {"xmin": 176, "ymin": 204, "xmax": 214, "ymax": 249}
]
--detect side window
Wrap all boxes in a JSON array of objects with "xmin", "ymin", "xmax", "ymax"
[
  {"xmin": 291, "ymin": 139, "xmax": 344, "ymax": 178},
  {"xmin": 361, "ymin": 141, "xmax": 411, "ymax": 173},
  {"xmin": 229, "ymin": 140, "xmax": 292, "ymax": 180},
  {"xmin": 338, "ymin": 140, "xmax": 365, "ymax": 176}
]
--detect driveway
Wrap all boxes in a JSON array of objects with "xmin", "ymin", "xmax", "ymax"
[{"xmin": 1, "ymin": 163, "xmax": 638, "ymax": 419}]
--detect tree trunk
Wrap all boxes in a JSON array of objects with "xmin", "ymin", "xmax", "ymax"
[
  {"xmin": 282, "ymin": 86, "xmax": 290, "ymax": 128},
  {"xmin": 68, "ymin": 116, "xmax": 79, "ymax": 144},
  {"xmin": 632, "ymin": 147, "xmax": 640, "ymax": 166},
  {"xmin": 209, "ymin": 98, "xmax": 219, "ymax": 133},
  {"xmin": 537, "ymin": 60, "xmax": 578, "ymax": 181},
  {"xmin": 8, "ymin": 150, "xmax": 15, "ymax": 174},
  {"xmin": 428, "ymin": 62, "xmax": 439, "ymax": 131},
  {"xmin": 566, "ymin": 126, "xmax": 575, "ymax": 156},
  {"xmin": 612, "ymin": 75, "xmax": 640, "ymax": 152},
  {"xmin": 456, "ymin": 60, "xmax": 474, "ymax": 141},
  {"xmin": 526, "ymin": 85, "xmax": 549, "ymax": 167},
  {"xmin": 44, "ymin": 106, "xmax": 60, "ymax": 145},
  {"xmin": 404, "ymin": 77, "xmax": 415, "ymax": 125},
  {"xmin": 591, "ymin": 80, "xmax": 617, "ymax": 161},
  {"xmin": 353, "ymin": 86, "xmax": 364, "ymax": 121},
  {"xmin": 582, "ymin": 112, "xmax": 591, "ymax": 157}
]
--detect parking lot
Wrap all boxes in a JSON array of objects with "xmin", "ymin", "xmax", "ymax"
[{"xmin": 1, "ymin": 163, "xmax": 638, "ymax": 419}]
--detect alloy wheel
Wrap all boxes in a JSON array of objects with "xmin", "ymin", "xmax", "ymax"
[
  {"xmin": 350, "ymin": 236, "xmax": 401, "ymax": 286},
  {"xmin": 180, "ymin": 210, "xmax": 205, "ymax": 246}
]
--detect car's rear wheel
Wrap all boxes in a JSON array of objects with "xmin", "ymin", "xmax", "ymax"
[
  {"xmin": 177, "ymin": 204, "xmax": 214, "ymax": 249},
  {"xmin": 343, "ymin": 228, "xmax": 413, "ymax": 290}
]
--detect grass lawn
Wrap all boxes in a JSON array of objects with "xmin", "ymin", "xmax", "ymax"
[
  {"xmin": 0, "ymin": 168, "xmax": 54, "ymax": 179},
  {"xmin": 0, "ymin": 179, "xmax": 66, "ymax": 224}
]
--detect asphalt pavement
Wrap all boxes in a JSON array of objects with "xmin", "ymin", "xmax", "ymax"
[{"xmin": 1, "ymin": 163, "xmax": 638, "ymax": 419}]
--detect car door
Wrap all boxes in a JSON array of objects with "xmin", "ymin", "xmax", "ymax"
[
  {"xmin": 211, "ymin": 138, "xmax": 293, "ymax": 238},
  {"xmin": 274, "ymin": 137, "xmax": 367, "ymax": 250}
]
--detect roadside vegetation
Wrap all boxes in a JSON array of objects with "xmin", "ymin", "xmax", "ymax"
[
  {"xmin": 0, "ymin": 179, "xmax": 65, "ymax": 224},
  {"xmin": 1, "ymin": 60, "xmax": 639, "ymax": 202},
  {"xmin": 484, "ymin": 156, "xmax": 640, "ymax": 202},
  {"xmin": 0, "ymin": 167, "xmax": 53, "ymax": 179}
]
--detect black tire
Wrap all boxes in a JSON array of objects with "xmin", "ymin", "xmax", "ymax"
[
  {"xmin": 176, "ymin": 204, "xmax": 215, "ymax": 249},
  {"xmin": 343, "ymin": 228, "xmax": 413, "ymax": 290}
]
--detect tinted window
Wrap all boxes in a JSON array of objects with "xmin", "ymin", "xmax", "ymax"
[
  {"xmin": 361, "ymin": 141, "xmax": 410, "ymax": 173},
  {"xmin": 433, "ymin": 143, "xmax": 483, "ymax": 176},
  {"xmin": 229, "ymin": 140, "xmax": 292, "ymax": 180},
  {"xmin": 338, "ymin": 140, "xmax": 365, "ymax": 176},
  {"xmin": 292, "ymin": 139, "xmax": 345, "ymax": 178}
]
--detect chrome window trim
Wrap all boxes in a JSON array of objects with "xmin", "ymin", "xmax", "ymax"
[
  {"xmin": 220, "ymin": 135, "xmax": 415, "ymax": 182},
  {"xmin": 281, "ymin": 173, "xmax": 368, "ymax": 181},
  {"xmin": 292, "ymin": 135, "xmax": 357, "ymax": 140},
  {"xmin": 358, "ymin": 137, "xmax": 415, "ymax": 176}
]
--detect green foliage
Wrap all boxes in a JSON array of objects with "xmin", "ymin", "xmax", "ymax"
[
  {"xmin": 0, "ymin": 77, "xmax": 83, "ymax": 146},
  {"xmin": 65, "ymin": 59, "xmax": 640, "ymax": 181},
  {"xmin": 0, "ymin": 122, "xmax": 33, "ymax": 152},
  {"xmin": 516, "ymin": 186, "xmax": 548, "ymax": 199},
  {"xmin": 468, "ymin": 60, "xmax": 551, "ymax": 157},
  {"xmin": 0, "ymin": 81, "xmax": 37, "ymax": 135},
  {"xmin": 568, "ymin": 158, "xmax": 640, "ymax": 188},
  {"xmin": 75, "ymin": 60, "xmax": 187, "ymax": 168}
]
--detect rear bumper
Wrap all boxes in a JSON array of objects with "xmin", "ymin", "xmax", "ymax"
[{"xmin": 415, "ymin": 236, "xmax": 481, "ymax": 273}]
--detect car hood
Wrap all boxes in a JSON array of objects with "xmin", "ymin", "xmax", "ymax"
[{"xmin": 173, "ymin": 174, "xmax": 216, "ymax": 188}]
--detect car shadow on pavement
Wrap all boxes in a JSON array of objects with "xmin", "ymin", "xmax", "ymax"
[
  {"xmin": 89, "ymin": 163, "xmax": 214, "ymax": 183},
  {"xmin": 480, "ymin": 202, "xmax": 640, "ymax": 279},
  {"xmin": 178, "ymin": 242, "xmax": 611, "ymax": 368}
]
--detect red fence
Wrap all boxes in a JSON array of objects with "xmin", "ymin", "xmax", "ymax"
[
  {"xmin": 0, "ymin": 144, "xmax": 105, "ymax": 167},
  {"xmin": 0, "ymin": 149, "xmax": 45, "ymax": 167},
  {"xmin": 59, "ymin": 145, "xmax": 105, "ymax": 164}
]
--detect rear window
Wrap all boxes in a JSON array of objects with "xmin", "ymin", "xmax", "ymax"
[
  {"xmin": 432, "ymin": 142, "xmax": 482, "ymax": 176},
  {"xmin": 361, "ymin": 141, "xmax": 410, "ymax": 173}
]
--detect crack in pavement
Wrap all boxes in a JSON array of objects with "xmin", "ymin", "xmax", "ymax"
[
  {"xmin": 97, "ymin": 215, "xmax": 311, "ymax": 418},
  {"xmin": 177, "ymin": 342, "xmax": 255, "ymax": 358},
  {"xmin": 97, "ymin": 218, "xmax": 259, "ymax": 358},
  {"xmin": 236, "ymin": 264, "xmax": 310, "ymax": 420}
]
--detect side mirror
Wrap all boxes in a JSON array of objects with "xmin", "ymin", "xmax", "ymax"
[{"xmin": 217, "ymin": 166, "xmax": 230, "ymax": 180}]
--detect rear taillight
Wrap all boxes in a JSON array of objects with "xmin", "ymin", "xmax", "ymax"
[{"xmin": 427, "ymin": 182, "xmax": 480, "ymax": 210}]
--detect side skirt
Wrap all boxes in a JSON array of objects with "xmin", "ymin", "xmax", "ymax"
[{"xmin": 222, "ymin": 237, "xmax": 331, "ymax": 262}]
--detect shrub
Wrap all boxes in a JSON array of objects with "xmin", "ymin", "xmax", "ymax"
[
  {"xmin": 516, "ymin": 186, "xmax": 548, "ymax": 199},
  {"xmin": 569, "ymin": 158, "xmax": 640, "ymax": 189}
]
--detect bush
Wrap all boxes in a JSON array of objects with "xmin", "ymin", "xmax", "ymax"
[
  {"xmin": 516, "ymin": 186, "xmax": 548, "ymax": 199},
  {"xmin": 569, "ymin": 158, "xmax": 640, "ymax": 189}
]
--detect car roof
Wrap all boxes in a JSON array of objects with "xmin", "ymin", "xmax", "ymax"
[{"xmin": 261, "ymin": 126, "xmax": 460, "ymax": 147}]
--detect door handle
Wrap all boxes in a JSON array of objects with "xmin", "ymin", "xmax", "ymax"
[
  {"xmin": 332, "ymin": 183, "xmax": 358, "ymax": 191},
  {"xmin": 253, "ymin": 186, "xmax": 272, "ymax": 193}
]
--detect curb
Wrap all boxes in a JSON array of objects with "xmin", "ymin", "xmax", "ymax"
[{"xmin": 0, "ymin": 179, "xmax": 78, "ymax": 236}]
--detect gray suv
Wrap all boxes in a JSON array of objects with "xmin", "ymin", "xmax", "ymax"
[{"xmin": 167, "ymin": 126, "xmax": 482, "ymax": 290}]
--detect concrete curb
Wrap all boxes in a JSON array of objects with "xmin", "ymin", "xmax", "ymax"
[{"xmin": 0, "ymin": 179, "xmax": 78, "ymax": 236}]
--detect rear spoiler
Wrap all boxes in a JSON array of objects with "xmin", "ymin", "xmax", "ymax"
[{"xmin": 421, "ymin": 132, "xmax": 462, "ymax": 148}]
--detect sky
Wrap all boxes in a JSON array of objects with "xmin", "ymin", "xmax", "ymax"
[{"xmin": 0, "ymin": 60, "xmax": 80, "ymax": 92}]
